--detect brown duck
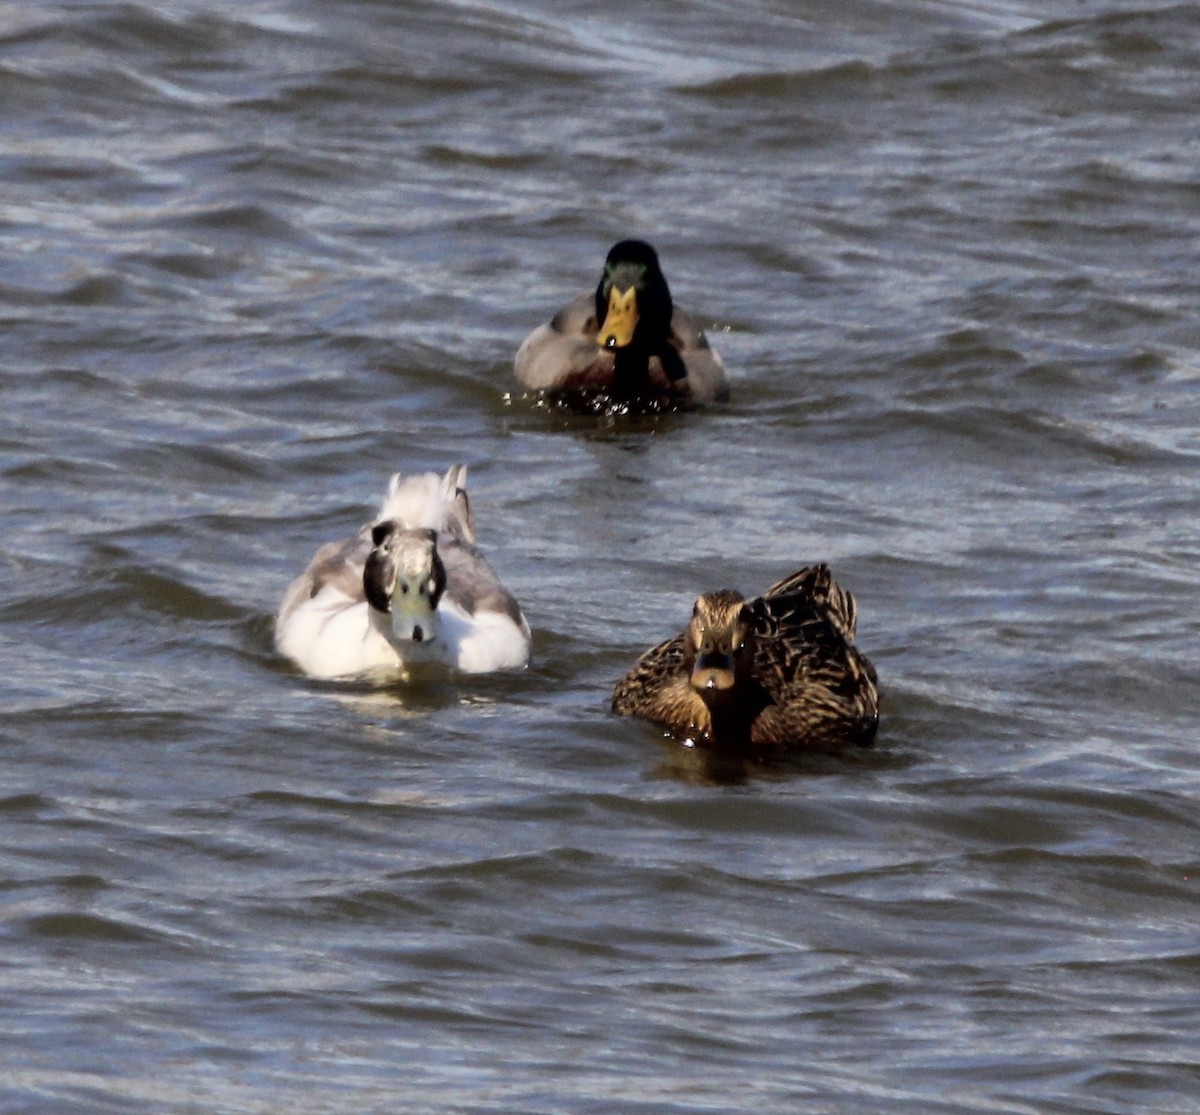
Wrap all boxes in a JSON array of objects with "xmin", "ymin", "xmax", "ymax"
[{"xmin": 612, "ymin": 565, "xmax": 879, "ymax": 753}]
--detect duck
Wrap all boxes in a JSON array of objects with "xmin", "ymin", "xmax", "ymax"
[
  {"xmin": 612, "ymin": 565, "xmax": 878, "ymax": 753},
  {"xmin": 275, "ymin": 464, "xmax": 531, "ymax": 680},
  {"xmin": 514, "ymin": 239, "xmax": 730, "ymax": 407}
]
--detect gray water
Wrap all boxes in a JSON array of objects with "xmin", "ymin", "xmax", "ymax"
[{"xmin": 2, "ymin": 2, "xmax": 1198, "ymax": 1112}]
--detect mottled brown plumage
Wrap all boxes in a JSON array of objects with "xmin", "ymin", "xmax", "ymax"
[{"xmin": 612, "ymin": 565, "xmax": 879, "ymax": 753}]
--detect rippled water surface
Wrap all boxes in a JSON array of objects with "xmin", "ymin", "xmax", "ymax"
[{"xmin": 2, "ymin": 2, "xmax": 1199, "ymax": 1112}]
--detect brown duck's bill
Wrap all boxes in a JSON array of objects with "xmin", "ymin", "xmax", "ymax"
[{"xmin": 691, "ymin": 652, "xmax": 736, "ymax": 692}]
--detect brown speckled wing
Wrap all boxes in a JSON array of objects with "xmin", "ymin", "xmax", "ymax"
[
  {"xmin": 760, "ymin": 563, "xmax": 829, "ymax": 604},
  {"xmin": 611, "ymin": 633, "xmax": 687, "ymax": 716},
  {"xmin": 746, "ymin": 569, "xmax": 879, "ymax": 749},
  {"xmin": 760, "ymin": 564, "xmax": 858, "ymax": 639}
]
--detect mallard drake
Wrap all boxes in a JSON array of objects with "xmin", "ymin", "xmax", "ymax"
[
  {"xmin": 514, "ymin": 239, "xmax": 730, "ymax": 406},
  {"xmin": 612, "ymin": 565, "xmax": 878, "ymax": 752},
  {"xmin": 275, "ymin": 465, "xmax": 531, "ymax": 680}
]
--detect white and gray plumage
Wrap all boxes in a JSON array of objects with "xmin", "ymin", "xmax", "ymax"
[{"xmin": 275, "ymin": 465, "xmax": 531, "ymax": 679}]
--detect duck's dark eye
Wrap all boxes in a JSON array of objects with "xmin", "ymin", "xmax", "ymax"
[{"xmin": 400, "ymin": 583, "xmax": 409, "ymax": 595}]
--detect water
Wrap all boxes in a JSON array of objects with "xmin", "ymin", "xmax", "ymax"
[{"xmin": 2, "ymin": 1, "xmax": 1198, "ymax": 1112}]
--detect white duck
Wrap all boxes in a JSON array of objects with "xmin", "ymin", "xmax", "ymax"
[{"xmin": 275, "ymin": 465, "xmax": 531, "ymax": 679}]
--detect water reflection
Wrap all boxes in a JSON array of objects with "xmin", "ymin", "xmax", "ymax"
[{"xmin": 650, "ymin": 734, "xmax": 892, "ymax": 786}]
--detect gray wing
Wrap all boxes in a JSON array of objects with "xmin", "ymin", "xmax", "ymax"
[
  {"xmin": 514, "ymin": 292, "xmax": 599, "ymax": 390},
  {"xmin": 667, "ymin": 306, "xmax": 729, "ymax": 404},
  {"xmin": 276, "ymin": 525, "xmax": 371, "ymax": 629},
  {"xmin": 439, "ymin": 538, "xmax": 526, "ymax": 627},
  {"xmin": 440, "ymin": 465, "xmax": 476, "ymax": 545}
]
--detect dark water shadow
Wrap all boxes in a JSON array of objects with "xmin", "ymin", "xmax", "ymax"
[{"xmin": 648, "ymin": 732, "xmax": 906, "ymax": 786}]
